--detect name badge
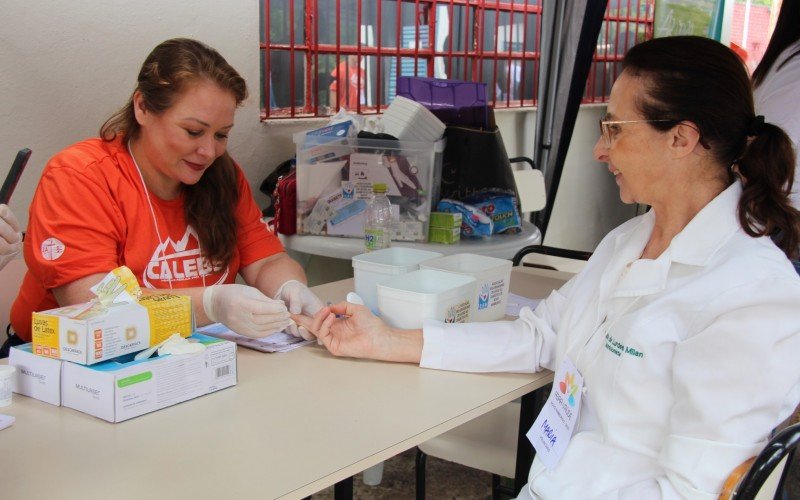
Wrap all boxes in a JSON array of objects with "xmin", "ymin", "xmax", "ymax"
[{"xmin": 526, "ymin": 357, "xmax": 583, "ymax": 470}]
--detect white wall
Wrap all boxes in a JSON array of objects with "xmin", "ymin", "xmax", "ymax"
[
  {"xmin": 1, "ymin": 0, "xmax": 312, "ymax": 228},
  {"xmin": 1, "ymin": 0, "xmax": 633, "ymax": 257}
]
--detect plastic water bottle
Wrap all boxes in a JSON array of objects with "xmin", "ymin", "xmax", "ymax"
[{"xmin": 364, "ymin": 183, "xmax": 392, "ymax": 252}]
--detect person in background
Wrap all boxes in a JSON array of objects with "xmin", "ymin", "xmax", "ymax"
[
  {"xmin": 2, "ymin": 38, "xmax": 322, "ymax": 358},
  {"xmin": 752, "ymin": 0, "xmax": 800, "ymax": 272},
  {"xmin": 295, "ymin": 36, "xmax": 800, "ymax": 498},
  {"xmin": 0, "ymin": 204, "xmax": 22, "ymax": 272},
  {"xmin": 329, "ymin": 54, "xmax": 365, "ymax": 111}
]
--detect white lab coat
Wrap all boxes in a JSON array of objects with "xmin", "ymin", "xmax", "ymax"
[
  {"xmin": 754, "ymin": 39, "xmax": 800, "ymax": 209},
  {"xmin": 421, "ymin": 182, "xmax": 800, "ymax": 499}
]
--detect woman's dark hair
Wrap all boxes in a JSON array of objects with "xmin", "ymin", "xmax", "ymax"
[
  {"xmin": 752, "ymin": 0, "xmax": 800, "ymax": 87},
  {"xmin": 621, "ymin": 36, "xmax": 799, "ymax": 258},
  {"xmin": 100, "ymin": 38, "xmax": 248, "ymax": 269}
]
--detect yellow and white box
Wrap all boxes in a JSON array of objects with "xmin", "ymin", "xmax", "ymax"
[
  {"xmin": 31, "ymin": 267, "xmax": 194, "ymax": 365},
  {"xmin": 61, "ymin": 333, "xmax": 237, "ymax": 423}
]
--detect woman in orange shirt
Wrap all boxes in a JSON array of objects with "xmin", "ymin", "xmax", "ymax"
[{"xmin": 3, "ymin": 39, "xmax": 321, "ymax": 357}]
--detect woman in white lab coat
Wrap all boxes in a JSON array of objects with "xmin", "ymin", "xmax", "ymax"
[{"xmin": 294, "ymin": 36, "xmax": 800, "ymax": 499}]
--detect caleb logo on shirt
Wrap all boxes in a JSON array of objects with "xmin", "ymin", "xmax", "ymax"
[{"xmin": 143, "ymin": 226, "xmax": 228, "ymax": 288}]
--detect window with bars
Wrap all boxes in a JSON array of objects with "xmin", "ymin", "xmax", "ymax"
[{"xmin": 261, "ymin": 0, "xmax": 655, "ymax": 120}]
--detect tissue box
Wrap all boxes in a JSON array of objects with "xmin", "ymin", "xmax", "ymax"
[
  {"xmin": 9, "ymin": 343, "xmax": 63, "ymax": 406},
  {"xmin": 61, "ymin": 333, "xmax": 237, "ymax": 423},
  {"xmin": 32, "ymin": 293, "xmax": 194, "ymax": 365}
]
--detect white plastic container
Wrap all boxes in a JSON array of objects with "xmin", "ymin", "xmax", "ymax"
[
  {"xmin": 377, "ymin": 269, "xmax": 475, "ymax": 329},
  {"xmin": 420, "ymin": 253, "xmax": 513, "ymax": 322},
  {"xmin": 352, "ymin": 248, "xmax": 444, "ymax": 313}
]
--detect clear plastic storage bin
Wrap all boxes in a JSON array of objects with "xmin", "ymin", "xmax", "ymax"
[{"xmin": 294, "ymin": 133, "xmax": 445, "ymax": 242}]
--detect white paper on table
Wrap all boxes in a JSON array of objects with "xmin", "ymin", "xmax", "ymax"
[
  {"xmin": 505, "ymin": 293, "xmax": 541, "ymax": 317},
  {"xmin": 196, "ymin": 323, "xmax": 313, "ymax": 353},
  {"xmin": 0, "ymin": 414, "xmax": 15, "ymax": 431}
]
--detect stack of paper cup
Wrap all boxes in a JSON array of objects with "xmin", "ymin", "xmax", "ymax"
[{"xmin": 0, "ymin": 365, "xmax": 17, "ymax": 407}]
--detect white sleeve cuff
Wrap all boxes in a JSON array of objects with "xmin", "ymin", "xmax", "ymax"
[{"xmin": 420, "ymin": 319, "xmax": 446, "ymax": 369}]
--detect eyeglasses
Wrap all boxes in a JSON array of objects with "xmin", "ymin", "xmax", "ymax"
[{"xmin": 598, "ymin": 119, "xmax": 674, "ymax": 148}]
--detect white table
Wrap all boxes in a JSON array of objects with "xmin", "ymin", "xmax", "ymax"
[
  {"xmin": 279, "ymin": 220, "xmax": 542, "ymax": 260},
  {"xmin": 0, "ymin": 267, "xmax": 569, "ymax": 499}
]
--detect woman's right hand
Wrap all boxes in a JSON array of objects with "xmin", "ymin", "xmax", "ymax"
[
  {"xmin": 293, "ymin": 302, "xmax": 392, "ymax": 359},
  {"xmin": 203, "ymin": 284, "xmax": 292, "ymax": 338}
]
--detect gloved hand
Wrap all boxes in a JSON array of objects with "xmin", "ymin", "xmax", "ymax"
[
  {"xmin": 275, "ymin": 280, "xmax": 325, "ymax": 340},
  {"xmin": 203, "ymin": 284, "xmax": 292, "ymax": 338},
  {"xmin": 0, "ymin": 204, "xmax": 22, "ymax": 271}
]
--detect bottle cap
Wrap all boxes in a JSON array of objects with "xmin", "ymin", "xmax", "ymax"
[{"xmin": 372, "ymin": 183, "xmax": 388, "ymax": 194}]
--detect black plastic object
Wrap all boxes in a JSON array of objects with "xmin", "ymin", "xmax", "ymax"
[
  {"xmin": 733, "ymin": 423, "xmax": 800, "ymax": 500},
  {"xmin": 1, "ymin": 148, "xmax": 31, "ymax": 204},
  {"xmin": 512, "ymin": 245, "xmax": 592, "ymax": 268}
]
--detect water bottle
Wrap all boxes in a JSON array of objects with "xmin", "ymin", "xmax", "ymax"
[{"xmin": 364, "ymin": 183, "xmax": 392, "ymax": 252}]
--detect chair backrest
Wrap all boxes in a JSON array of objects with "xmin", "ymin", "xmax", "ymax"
[
  {"xmin": 0, "ymin": 257, "xmax": 26, "ymax": 328},
  {"xmin": 510, "ymin": 156, "xmax": 546, "ymax": 215},
  {"xmin": 719, "ymin": 422, "xmax": 800, "ymax": 500},
  {"xmin": 512, "ymin": 245, "xmax": 592, "ymax": 275}
]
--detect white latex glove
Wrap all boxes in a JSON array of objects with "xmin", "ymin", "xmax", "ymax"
[
  {"xmin": 0, "ymin": 204, "xmax": 22, "ymax": 271},
  {"xmin": 275, "ymin": 280, "xmax": 325, "ymax": 340},
  {"xmin": 203, "ymin": 284, "xmax": 292, "ymax": 338}
]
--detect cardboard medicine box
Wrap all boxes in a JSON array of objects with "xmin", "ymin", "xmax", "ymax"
[
  {"xmin": 32, "ymin": 293, "xmax": 194, "ymax": 365},
  {"xmin": 9, "ymin": 343, "xmax": 63, "ymax": 406},
  {"xmin": 428, "ymin": 211, "xmax": 462, "ymax": 244},
  {"xmin": 65, "ymin": 333, "xmax": 236, "ymax": 423}
]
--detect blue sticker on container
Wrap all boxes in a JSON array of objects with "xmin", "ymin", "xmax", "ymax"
[{"xmin": 330, "ymin": 199, "xmax": 367, "ymax": 225}]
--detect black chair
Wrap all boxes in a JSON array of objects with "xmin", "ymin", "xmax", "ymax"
[
  {"xmin": 721, "ymin": 422, "xmax": 800, "ymax": 500},
  {"xmin": 512, "ymin": 244, "xmax": 593, "ymax": 268}
]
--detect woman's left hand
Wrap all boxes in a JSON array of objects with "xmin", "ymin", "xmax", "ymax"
[{"xmin": 292, "ymin": 302, "xmax": 392, "ymax": 359}]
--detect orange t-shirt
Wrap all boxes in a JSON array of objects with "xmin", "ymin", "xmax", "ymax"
[
  {"xmin": 11, "ymin": 137, "xmax": 284, "ymax": 341},
  {"xmin": 330, "ymin": 61, "xmax": 366, "ymax": 110}
]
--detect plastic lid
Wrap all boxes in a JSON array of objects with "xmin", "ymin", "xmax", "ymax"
[{"xmin": 372, "ymin": 183, "xmax": 388, "ymax": 193}]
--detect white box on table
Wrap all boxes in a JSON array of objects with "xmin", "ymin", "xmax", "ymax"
[
  {"xmin": 9, "ymin": 343, "xmax": 63, "ymax": 406},
  {"xmin": 60, "ymin": 332, "xmax": 236, "ymax": 423}
]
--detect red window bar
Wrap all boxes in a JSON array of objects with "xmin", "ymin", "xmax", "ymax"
[
  {"xmin": 262, "ymin": 0, "xmax": 545, "ymax": 119},
  {"xmin": 261, "ymin": 0, "xmax": 652, "ymax": 120},
  {"xmin": 584, "ymin": 0, "xmax": 655, "ymax": 104}
]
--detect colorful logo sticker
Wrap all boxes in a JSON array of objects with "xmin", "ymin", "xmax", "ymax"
[
  {"xmin": 478, "ymin": 283, "xmax": 490, "ymax": 310},
  {"xmin": 558, "ymin": 371, "xmax": 579, "ymax": 407},
  {"xmin": 342, "ymin": 182, "xmax": 354, "ymax": 199}
]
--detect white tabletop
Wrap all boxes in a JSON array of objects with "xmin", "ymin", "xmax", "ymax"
[
  {"xmin": 0, "ymin": 268, "xmax": 568, "ymax": 500},
  {"xmin": 279, "ymin": 220, "xmax": 542, "ymax": 260}
]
